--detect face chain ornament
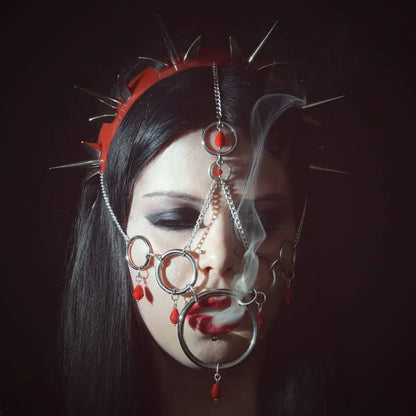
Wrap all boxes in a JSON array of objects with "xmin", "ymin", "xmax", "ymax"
[
  {"xmin": 96, "ymin": 59, "xmax": 310, "ymax": 402},
  {"xmin": 50, "ymin": 17, "xmax": 349, "ymax": 405}
]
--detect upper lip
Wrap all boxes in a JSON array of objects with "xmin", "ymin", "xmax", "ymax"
[{"xmin": 188, "ymin": 296, "xmax": 232, "ymax": 315}]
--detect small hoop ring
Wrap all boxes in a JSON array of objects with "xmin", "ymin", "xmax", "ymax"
[
  {"xmin": 201, "ymin": 121, "xmax": 238, "ymax": 156},
  {"xmin": 178, "ymin": 289, "xmax": 258, "ymax": 370},
  {"xmin": 209, "ymin": 161, "xmax": 232, "ymax": 181},
  {"xmin": 237, "ymin": 289, "xmax": 258, "ymax": 306},
  {"xmin": 155, "ymin": 249, "xmax": 198, "ymax": 295},
  {"xmin": 126, "ymin": 235, "xmax": 152, "ymax": 270}
]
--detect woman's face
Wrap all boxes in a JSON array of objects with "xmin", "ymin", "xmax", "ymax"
[{"xmin": 126, "ymin": 130, "xmax": 295, "ymax": 368}]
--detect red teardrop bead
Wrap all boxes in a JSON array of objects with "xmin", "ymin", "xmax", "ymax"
[
  {"xmin": 257, "ymin": 310, "xmax": 265, "ymax": 329},
  {"xmin": 170, "ymin": 308, "xmax": 179, "ymax": 325},
  {"xmin": 216, "ymin": 168, "xmax": 223, "ymax": 176},
  {"xmin": 215, "ymin": 131, "xmax": 225, "ymax": 148},
  {"xmin": 211, "ymin": 382, "xmax": 221, "ymax": 401},
  {"xmin": 133, "ymin": 285, "xmax": 144, "ymax": 300},
  {"xmin": 284, "ymin": 287, "xmax": 293, "ymax": 303}
]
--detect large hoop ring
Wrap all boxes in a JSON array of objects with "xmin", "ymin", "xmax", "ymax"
[
  {"xmin": 201, "ymin": 121, "xmax": 238, "ymax": 156},
  {"xmin": 126, "ymin": 235, "xmax": 152, "ymax": 270},
  {"xmin": 177, "ymin": 289, "xmax": 258, "ymax": 370},
  {"xmin": 279, "ymin": 240, "xmax": 297, "ymax": 271},
  {"xmin": 155, "ymin": 249, "xmax": 198, "ymax": 295}
]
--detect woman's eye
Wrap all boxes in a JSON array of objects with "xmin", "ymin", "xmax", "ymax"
[
  {"xmin": 256, "ymin": 209, "xmax": 286, "ymax": 233},
  {"xmin": 145, "ymin": 207, "xmax": 199, "ymax": 230}
]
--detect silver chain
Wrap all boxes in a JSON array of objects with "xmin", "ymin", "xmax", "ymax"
[
  {"xmin": 294, "ymin": 197, "xmax": 308, "ymax": 247},
  {"xmin": 100, "ymin": 172, "xmax": 129, "ymax": 242},
  {"xmin": 212, "ymin": 63, "xmax": 222, "ymax": 126},
  {"xmin": 220, "ymin": 180, "xmax": 249, "ymax": 249},
  {"xmin": 184, "ymin": 180, "xmax": 218, "ymax": 251}
]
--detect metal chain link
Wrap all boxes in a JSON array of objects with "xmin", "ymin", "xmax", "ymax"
[
  {"xmin": 294, "ymin": 197, "xmax": 308, "ymax": 247},
  {"xmin": 220, "ymin": 179, "xmax": 249, "ymax": 249},
  {"xmin": 184, "ymin": 179, "xmax": 218, "ymax": 251},
  {"xmin": 100, "ymin": 172, "xmax": 129, "ymax": 241},
  {"xmin": 212, "ymin": 63, "xmax": 222, "ymax": 125}
]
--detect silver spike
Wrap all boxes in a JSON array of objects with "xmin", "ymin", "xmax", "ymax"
[
  {"xmin": 229, "ymin": 36, "xmax": 245, "ymax": 63},
  {"xmin": 84, "ymin": 170, "xmax": 100, "ymax": 182},
  {"xmin": 309, "ymin": 164, "xmax": 349, "ymax": 175},
  {"xmin": 88, "ymin": 113, "xmax": 117, "ymax": 122},
  {"xmin": 156, "ymin": 15, "xmax": 180, "ymax": 70},
  {"xmin": 74, "ymin": 86, "xmax": 121, "ymax": 109},
  {"xmin": 136, "ymin": 57, "xmax": 169, "ymax": 71},
  {"xmin": 116, "ymin": 74, "xmax": 131, "ymax": 102},
  {"xmin": 301, "ymin": 95, "xmax": 345, "ymax": 109},
  {"xmin": 248, "ymin": 20, "xmax": 278, "ymax": 64},
  {"xmin": 183, "ymin": 35, "xmax": 202, "ymax": 61},
  {"xmin": 257, "ymin": 61, "xmax": 288, "ymax": 71},
  {"xmin": 49, "ymin": 160, "xmax": 100, "ymax": 170},
  {"xmin": 81, "ymin": 141, "xmax": 101, "ymax": 158}
]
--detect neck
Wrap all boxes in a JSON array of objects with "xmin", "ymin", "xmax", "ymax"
[{"xmin": 152, "ymin": 344, "xmax": 266, "ymax": 416}]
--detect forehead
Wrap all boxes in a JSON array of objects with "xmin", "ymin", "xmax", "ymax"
[{"xmin": 133, "ymin": 130, "xmax": 291, "ymax": 198}]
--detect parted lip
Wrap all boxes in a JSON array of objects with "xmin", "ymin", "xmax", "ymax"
[{"xmin": 187, "ymin": 296, "xmax": 242, "ymax": 335}]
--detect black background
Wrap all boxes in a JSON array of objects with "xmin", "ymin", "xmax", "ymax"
[{"xmin": 1, "ymin": 0, "xmax": 414, "ymax": 414}]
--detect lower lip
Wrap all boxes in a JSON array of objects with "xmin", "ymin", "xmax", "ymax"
[{"xmin": 187, "ymin": 297, "xmax": 243, "ymax": 335}]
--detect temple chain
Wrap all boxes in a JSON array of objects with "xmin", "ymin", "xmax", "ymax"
[
  {"xmin": 294, "ymin": 197, "xmax": 308, "ymax": 247},
  {"xmin": 100, "ymin": 172, "xmax": 129, "ymax": 242}
]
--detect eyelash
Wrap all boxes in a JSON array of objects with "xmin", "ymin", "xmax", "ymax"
[
  {"xmin": 145, "ymin": 207, "xmax": 200, "ymax": 230},
  {"xmin": 145, "ymin": 207, "xmax": 288, "ymax": 234}
]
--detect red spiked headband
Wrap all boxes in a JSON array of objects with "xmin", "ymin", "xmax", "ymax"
[
  {"xmin": 84, "ymin": 49, "xmax": 232, "ymax": 172},
  {"xmin": 51, "ymin": 19, "xmax": 346, "ymax": 176}
]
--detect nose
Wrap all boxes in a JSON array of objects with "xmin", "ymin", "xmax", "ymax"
[{"xmin": 197, "ymin": 208, "xmax": 243, "ymax": 286}]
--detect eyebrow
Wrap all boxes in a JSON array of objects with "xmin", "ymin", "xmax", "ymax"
[
  {"xmin": 141, "ymin": 191, "xmax": 204, "ymax": 204},
  {"xmin": 141, "ymin": 191, "xmax": 289, "ymax": 205}
]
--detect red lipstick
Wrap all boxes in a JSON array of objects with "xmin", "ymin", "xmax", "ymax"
[{"xmin": 187, "ymin": 296, "xmax": 243, "ymax": 335}]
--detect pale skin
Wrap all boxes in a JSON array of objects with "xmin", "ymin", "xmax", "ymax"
[{"xmin": 126, "ymin": 130, "xmax": 295, "ymax": 415}]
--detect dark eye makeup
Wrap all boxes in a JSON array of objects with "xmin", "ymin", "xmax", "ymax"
[{"xmin": 145, "ymin": 207, "xmax": 200, "ymax": 230}]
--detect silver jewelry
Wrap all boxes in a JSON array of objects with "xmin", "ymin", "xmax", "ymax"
[{"xmin": 177, "ymin": 289, "xmax": 258, "ymax": 369}]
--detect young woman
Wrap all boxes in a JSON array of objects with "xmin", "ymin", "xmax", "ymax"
[{"xmin": 61, "ymin": 23, "xmax": 343, "ymax": 415}]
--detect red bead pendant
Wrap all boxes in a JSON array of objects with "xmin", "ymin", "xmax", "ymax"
[
  {"xmin": 284, "ymin": 286, "xmax": 293, "ymax": 303},
  {"xmin": 215, "ymin": 131, "xmax": 225, "ymax": 148},
  {"xmin": 216, "ymin": 168, "xmax": 223, "ymax": 176},
  {"xmin": 170, "ymin": 308, "xmax": 179, "ymax": 325},
  {"xmin": 211, "ymin": 382, "xmax": 221, "ymax": 401},
  {"xmin": 257, "ymin": 310, "xmax": 265, "ymax": 329},
  {"xmin": 133, "ymin": 285, "xmax": 144, "ymax": 300}
]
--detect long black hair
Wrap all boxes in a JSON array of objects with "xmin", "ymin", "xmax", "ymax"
[{"xmin": 63, "ymin": 65, "xmax": 324, "ymax": 415}]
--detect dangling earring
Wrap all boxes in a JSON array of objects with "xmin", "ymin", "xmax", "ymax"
[
  {"xmin": 133, "ymin": 272, "xmax": 144, "ymax": 301},
  {"xmin": 283, "ymin": 271, "xmax": 294, "ymax": 304},
  {"xmin": 170, "ymin": 292, "xmax": 180, "ymax": 325},
  {"xmin": 211, "ymin": 363, "xmax": 222, "ymax": 401},
  {"xmin": 255, "ymin": 291, "xmax": 266, "ymax": 329}
]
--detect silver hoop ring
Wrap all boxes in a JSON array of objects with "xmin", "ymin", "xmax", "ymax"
[
  {"xmin": 126, "ymin": 235, "xmax": 152, "ymax": 270},
  {"xmin": 209, "ymin": 161, "xmax": 232, "ymax": 181},
  {"xmin": 237, "ymin": 289, "xmax": 258, "ymax": 306},
  {"xmin": 279, "ymin": 240, "xmax": 297, "ymax": 271},
  {"xmin": 201, "ymin": 121, "xmax": 238, "ymax": 156},
  {"xmin": 155, "ymin": 249, "xmax": 198, "ymax": 295},
  {"xmin": 177, "ymin": 289, "xmax": 258, "ymax": 370}
]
